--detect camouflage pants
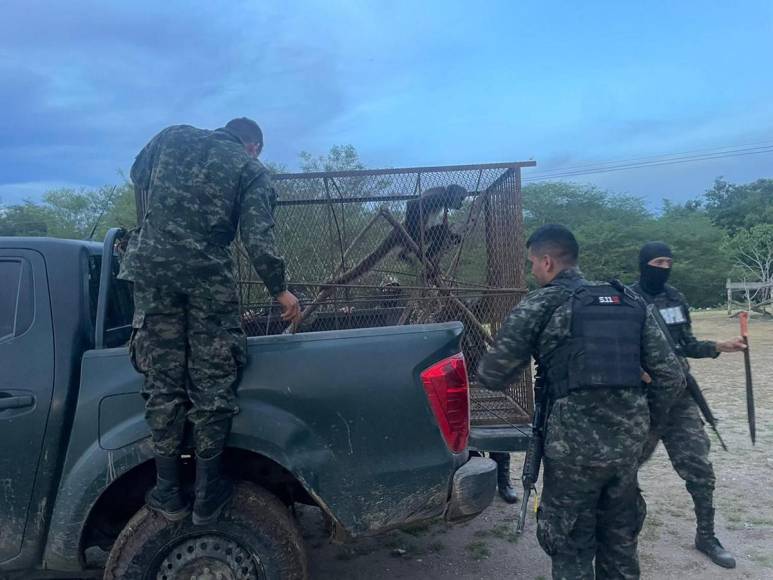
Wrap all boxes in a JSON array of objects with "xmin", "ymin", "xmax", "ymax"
[
  {"xmin": 129, "ymin": 285, "xmax": 247, "ymax": 459},
  {"xmin": 537, "ymin": 458, "xmax": 646, "ymax": 580},
  {"xmin": 640, "ymin": 390, "xmax": 716, "ymax": 532}
]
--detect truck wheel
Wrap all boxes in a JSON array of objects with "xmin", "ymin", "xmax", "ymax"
[{"xmin": 104, "ymin": 481, "xmax": 308, "ymax": 580}]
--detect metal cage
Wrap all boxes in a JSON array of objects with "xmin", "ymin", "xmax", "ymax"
[{"xmin": 234, "ymin": 161, "xmax": 536, "ymax": 425}]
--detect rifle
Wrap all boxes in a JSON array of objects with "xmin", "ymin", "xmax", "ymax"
[
  {"xmin": 685, "ymin": 372, "xmax": 728, "ymax": 451},
  {"xmin": 649, "ymin": 306, "xmax": 728, "ymax": 451},
  {"xmin": 516, "ymin": 363, "xmax": 548, "ymax": 534}
]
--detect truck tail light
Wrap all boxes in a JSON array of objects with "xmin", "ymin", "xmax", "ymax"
[{"xmin": 420, "ymin": 353, "xmax": 470, "ymax": 453}]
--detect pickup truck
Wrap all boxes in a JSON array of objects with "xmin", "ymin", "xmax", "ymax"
[{"xmin": 0, "ymin": 229, "xmax": 497, "ymax": 579}]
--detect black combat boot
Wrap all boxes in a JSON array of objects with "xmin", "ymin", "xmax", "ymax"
[
  {"xmin": 491, "ymin": 452, "xmax": 518, "ymax": 504},
  {"xmin": 695, "ymin": 505, "xmax": 736, "ymax": 568},
  {"xmin": 192, "ymin": 452, "xmax": 233, "ymax": 525},
  {"xmin": 146, "ymin": 454, "xmax": 191, "ymax": 522}
]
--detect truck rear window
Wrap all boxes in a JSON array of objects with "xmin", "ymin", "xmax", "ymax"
[
  {"xmin": 88, "ymin": 255, "xmax": 134, "ymax": 346},
  {"xmin": 0, "ymin": 260, "xmax": 22, "ymax": 340}
]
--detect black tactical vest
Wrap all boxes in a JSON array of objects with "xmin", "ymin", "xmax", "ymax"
[
  {"xmin": 543, "ymin": 279, "xmax": 647, "ymax": 398},
  {"xmin": 632, "ymin": 283, "xmax": 689, "ymax": 347}
]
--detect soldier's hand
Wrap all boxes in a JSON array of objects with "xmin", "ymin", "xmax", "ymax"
[
  {"xmin": 641, "ymin": 370, "xmax": 652, "ymax": 384},
  {"xmin": 277, "ymin": 291, "xmax": 301, "ymax": 324},
  {"xmin": 716, "ymin": 337, "xmax": 747, "ymax": 353}
]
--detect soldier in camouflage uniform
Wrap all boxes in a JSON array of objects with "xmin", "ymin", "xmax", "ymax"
[
  {"xmin": 633, "ymin": 241, "xmax": 746, "ymax": 569},
  {"xmin": 119, "ymin": 118, "xmax": 301, "ymax": 525},
  {"xmin": 478, "ymin": 225, "xmax": 685, "ymax": 580}
]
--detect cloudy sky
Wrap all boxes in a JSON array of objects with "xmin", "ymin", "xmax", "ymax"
[{"xmin": 1, "ymin": 0, "xmax": 772, "ymax": 207}]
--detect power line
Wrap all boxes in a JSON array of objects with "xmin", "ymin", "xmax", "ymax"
[
  {"xmin": 529, "ymin": 139, "xmax": 773, "ymax": 175},
  {"xmin": 524, "ymin": 144, "xmax": 773, "ymax": 182}
]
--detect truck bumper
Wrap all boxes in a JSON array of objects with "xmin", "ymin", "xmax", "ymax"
[
  {"xmin": 444, "ymin": 457, "xmax": 497, "ymax": 523},
  {"xmin": 469, "ymin": 424, "xmax": 531, "ymax": 453}
]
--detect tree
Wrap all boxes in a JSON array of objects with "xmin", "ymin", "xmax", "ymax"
[
  {"xmin": 703, "ymin": 178, "xmax": 773, "ymax": 233},
  {"xmin": 0, "ymin": 184, "xmax": 135, "ymax": 240},
  {"xmin": 298, "ymin": 145, "xmax": 364, "ymax": 173},
  {"xmin": 722, "ymin": 224, "xmax": 773, "ymax": 301},
  {"xmin": 651, "ymin": 202, "xmax": 731, "ymax": 307},
  {"xmin": 522, "ymin": 182, "xmax": 653, "ymax": 285}
]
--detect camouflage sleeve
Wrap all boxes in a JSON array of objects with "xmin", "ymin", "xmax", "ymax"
[
  {"xmin": 476, "ymin": 291, "xmax": 556, "ymax": 391},
  {"xmin": 130, "ymin": 137, "xmax": 158, "ymax": 211},
  {"xmin": 641, "ymin": 305, "xmax": 686, "ymax": 426},
  {"xmin": 678, "ymin": 302, "xmax": 719, "ymax": 359},
  {"xmin": 239, "ymin": 168, "xmax": 287, "ymax": 297}
]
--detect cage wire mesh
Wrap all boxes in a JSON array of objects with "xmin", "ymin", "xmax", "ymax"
[{"xmin": 233, "ymin": 161, "xmax": 536, "ymax": 425}]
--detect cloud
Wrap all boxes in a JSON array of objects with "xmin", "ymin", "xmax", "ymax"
[
  {"xmin": 1, "ymin": 0, "xmax": 772, "ymax": 204},
  {"xmin": 0, "ymin": 1, "xmax": 353, "ymax": 190}
]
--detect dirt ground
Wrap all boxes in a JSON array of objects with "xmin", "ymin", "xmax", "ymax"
[{"xmin": 304, "ymin": 311, "xmax": 773, "ymax": 580}]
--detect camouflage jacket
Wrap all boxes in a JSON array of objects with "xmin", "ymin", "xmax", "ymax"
[
  {"xmin": 478, "ymin": 268, "xmax": 685, "ymax": 466},
  {"xmin": 631, "ymin": 281, "xmax": 718, "ymax": 361},
  {"xmin": 118, "ymin": 125, "xmax": 286, "ymax": 299}
]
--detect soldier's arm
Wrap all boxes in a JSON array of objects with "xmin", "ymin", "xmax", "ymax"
[
  {"xmin": 673, "ymin": 291, "xmax": 718, "ymax": 358},
  {"xmin": 477, "ymin": 291, "xmax": 555, "ymax": 391},
  {"xmin": 641, "ymin": 306, "xmax": 686, "ymax": 425},
  {"xmin": 130, "ymin": 137, "xmax": 158, "ymax": 207},
  {"xmin": 669, "ymin": 288, "xmax": 719, "ymax": 358},
  {"xmin": 239, "ymin": 168, "xmax": 287, "ymax": 298}
]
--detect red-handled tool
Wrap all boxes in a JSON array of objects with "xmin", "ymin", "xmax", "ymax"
[{"xmin": 739, "ymin": 312, "xmax": 756, "ymax": 445}]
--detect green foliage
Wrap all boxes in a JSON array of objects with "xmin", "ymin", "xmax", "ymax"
[
  {"xmin": 650, "ymin": 203, "xmax": 731, "ymax": 307},
  {"xmin": 722, "ymin": 223, "xmax": 773, "ymax": 285},
  {"xmin": 2, "ymin": 147, "xmax": 769, "ymax": 311},
  {"xmin": 703, "ymin": 178, "xmax": 773, "ymax": 233},
  {"xmin": 521, "ymin": 182, "xmax": 733, "ymax": 306},
  {"xmin": 522, "ymin": 182, "xmax": 654, "ymax": 287},
  {"xmin": 299, "ymin": 145, "xmax": 364, "ymax": 173},
  {"xmin": 0, "ymin": 183, "xmax": 135, "ymax": 239}
]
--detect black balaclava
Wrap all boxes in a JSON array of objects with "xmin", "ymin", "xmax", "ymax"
[{"xmin": 638, "ymin": 241, "xmax": 673, "ymax": 295}]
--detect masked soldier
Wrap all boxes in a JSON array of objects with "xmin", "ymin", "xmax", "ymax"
[
  {"xmin": 478, "ymin": 225, "xmax": 685, "ymax": 579},
  {"xmin": 633, "ymin": 241, "xmax": 745, "ymax": 569},
  {"xmin": 119, "ymin": 118, "xmax": 301, "ymax": 525}
]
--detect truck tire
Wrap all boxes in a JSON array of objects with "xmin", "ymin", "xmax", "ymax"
[{"xmin": 104, "ymin": 481, "xmax": 308, "ymax": 580}]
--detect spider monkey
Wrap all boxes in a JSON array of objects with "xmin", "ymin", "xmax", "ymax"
[
  {"xmin": 331, "ymin": 184, "xmax": 468, "ymax": 287},
  {"xmin": 398, "ymin": 184, "xmax": 466, "ymax": 264}
]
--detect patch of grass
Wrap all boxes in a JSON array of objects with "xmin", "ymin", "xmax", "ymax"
[
  {"xmin": 401, "ymin": 522, "xmax": 433, "ymax": 537},
  {"xmin": 472, "ymin": 522, "xmax": 520, "ymax": 544},
  {"xmin": 465, "ymin": 540, "xmax": 491, "ymax": 561},
  {"xmin": 749, "ymin": 552, "xmax": 773, "ymax": 568},
  {"xmin": 490, "ymin": 522, "xmax": 520, "ymax": 544}
]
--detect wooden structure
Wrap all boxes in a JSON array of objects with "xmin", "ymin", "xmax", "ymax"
[{"xmin": 726, "ymin": 278, "xmax": 773, "ymax": 316}]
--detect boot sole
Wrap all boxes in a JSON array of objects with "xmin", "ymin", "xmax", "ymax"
[
  {"xmin": 148, "ymin": 504, "xmax": 191, "ymax": 522},
  {"xmin": 696, "ymin": 546, "xmax": 736, "ymax": 569}
]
